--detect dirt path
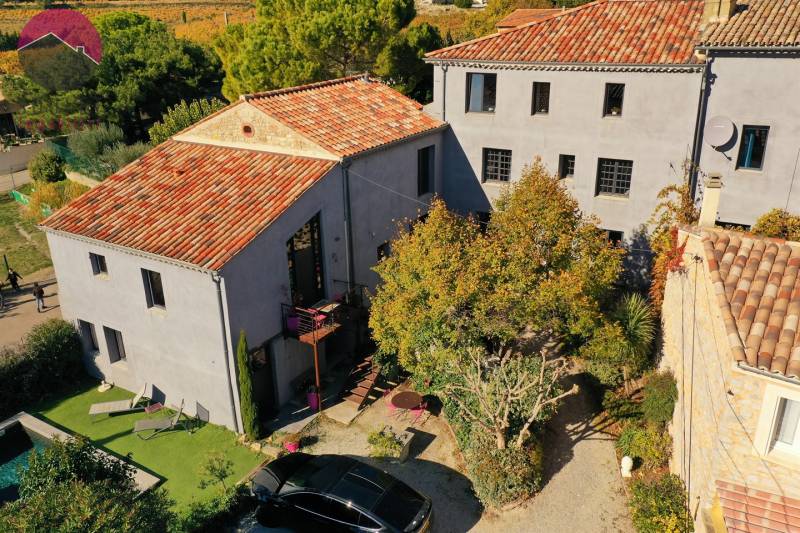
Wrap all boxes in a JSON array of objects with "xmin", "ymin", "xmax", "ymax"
[
  {"xmin": 0, "ymin": 267, "xmax": 60, "ymax": 348},
  {"xmin": 476, "ymin": 373, "xmax": 634, "ymax": 533}
]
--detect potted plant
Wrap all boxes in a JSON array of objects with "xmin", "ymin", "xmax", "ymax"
[
  {"xmin": 306, "ymin": 383, "xmax": 320, "ymax": 411},
  {"xmin": 283, "ymin": 433, "xmax": 301, "ymax": 453}
]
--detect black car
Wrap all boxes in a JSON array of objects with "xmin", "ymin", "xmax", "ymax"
[{"xmin": 251, "ymin": 453, "xmax": 432, "ymax": 532}]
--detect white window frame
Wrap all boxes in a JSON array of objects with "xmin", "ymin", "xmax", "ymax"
[{"xmin": 753, "ymin": 382, "xmax": 800, "ymax": 466}]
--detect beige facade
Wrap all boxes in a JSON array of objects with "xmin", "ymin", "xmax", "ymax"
[{"xmin": 661, "ymin": 229, "xmax": 800, "ymax": 533}]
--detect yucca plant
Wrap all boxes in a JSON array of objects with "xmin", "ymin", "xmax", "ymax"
[{"xmin": 613, "ymin": 292, "xmax": 656, "ymax": 386}]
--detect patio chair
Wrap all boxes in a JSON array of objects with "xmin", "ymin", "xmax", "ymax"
[
  {"xmin": 133, "ymin": 400, "xmax": 189, "ymax": 440},
  {"xmin": 89, "ymin": 383, "xmax": 149, "ymax": 419},
  {"xmin": 409, "ymin": 401, "xmax": 429, "ymax": 426}
]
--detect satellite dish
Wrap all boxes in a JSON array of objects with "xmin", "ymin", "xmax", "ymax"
[{"xmin": 704, "ymin": 116, "xmax": 735, "ymax": 148}]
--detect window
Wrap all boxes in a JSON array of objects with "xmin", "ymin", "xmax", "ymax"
[
  {"xmin": 596, "ymin": 158, "xmax": 633, "ymax": 196},
  {"xmin": 466, "ymin": 73, "xmax": 496, "ymax": 113},
  {"xmin": 142, "ymin": 269, "xmax": 166, "ymax": 308},
  {"xmin": 482, "ymin": 148, "xmax": 512, "ymax": 182},
  {"xmin": 604, "ymin": 230, "xmax": 624, "ymax": 247},
  {"xmin": 103, "ymin": 326, "xmax": 126, "ymax": 363},
  {"xmin": 78, "ymin": 319, "xmax": 98, "ymax": 351},
  {"xmin": 90, "ymin": 253, "xmax": 107, "ymax": 275},
  {"xmin": 377, "ymin": 242, "xmax": 390, "ymax": 260},
  {"xmin": 531, "ymin": 82, "xmax": 550, "ymax": 115},
  {"xmin": 558, "ymin": 154, "xmax": 575, "ymax": 179},
  {"xmin": 324, "ymin": 497, "xmax": 361, "ymax": 526},
  {"xmin": 737, "ymin": 125, "xmax": 769, "ymax": 170},
  {"xmin": 603, "ymin": 83, "xmax": 625, "ymax": 116},
  {"xmin": 417, "ymin": 145, "xmax": 435, "ymax": 196},
  {"xmin": 772, "ymin": 398, "xmax": 800, "ymax": 454}
]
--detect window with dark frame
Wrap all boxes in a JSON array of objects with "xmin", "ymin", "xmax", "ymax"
[
  {"xmin": 737, "ymin": 125, "xmax": 769, "ymax": 170},
  {"xmin": 90, "ymin": 253, "xmax": 107, "ymax": 275},
  {"xmin": 603, "ymin": 83, "xmax": 625, "ymax": 116},
  {"xmin": 531, "ymin": 82, "xmax": 550, "ymax": 115},
  {"xmin": 482, "ymin": 148, "xmax": 512, "ymax": 182},
  {"xmin": 596, "ymin": 158, "xmax": 633, "ymax": 196},
  {"xmin": 141, "ymin": 269, "xmax": 166, "ymax": 308},
  {"xmin": 558, "ymin": 154, "xmax": 575, "ymax": 179},
  {"xmin": 103, "ymin": 326, "xmax": 126, "ymax": 363},
  {"xmin": 466, "ymin": 73, "xmax": 497, "ymax": 113},
  {"xmin": 377, "ymin": 242, "xmax": 390, "ymax": 260},
  {"xmin": 604, "ymin": 230, "xmax": 624, "ymax": 247},
  {"xmin": 78, "ymin": 319, "xmax": 98, "ymax": 351},
  {"xmin": 417, "ymin": 145, "xmax": 435, "ymax": 196}
]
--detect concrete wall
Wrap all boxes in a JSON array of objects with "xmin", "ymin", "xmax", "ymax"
[
  {"xmin": 661, "ymin": 230, "xmax": 800, "ymax": 533},
  {"xmin": 46, "ymin": 232, "xmax": 239, "ymax": 429},
  {"xmin": 0, "ymin": 141, "xmax": 45, "ymax": 174},
  {"xmin": 429, "ymin": 64, "xmax": 701, "ymax": 239},
  {"xmin": 698, "ymin": 53, "xmax": 800, "ymax": 226}
]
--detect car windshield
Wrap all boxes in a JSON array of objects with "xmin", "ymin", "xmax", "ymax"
[
  {"xmin": 281, "ymin": 455, "xmax": 354, "ymax": 494},
  {"xmin": 329, "ymin": 471, "xmax": 384, "ymax": 510},
  {"xmin": 372, "ymin": 481, "xmax": 426, "ymax": 531}
]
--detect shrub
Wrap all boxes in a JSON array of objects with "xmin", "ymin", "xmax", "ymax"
[
  {"xmin": 28, "ymin": 149, "xmax": 66, "ymax": 182},
  {"xmin": 236, "ymin": 331, "xmax": 260, "ymax": 440},
  {"xmin": 602, "ymin": 389, "xmax": 643, "ymax": 424},
  {"xmin": 100, "ymin": 141, "xmax": 149, "ymax": 173},
  {"xmin": 0, "ymin": 319, "xmax": 83, "ymax": 419},
  {"xmin": 630, "ymin": 473, "xmax": 692, "ymax": 533},
  {"xmin": 67, "ymin": 124, "xmax": 124, "ymax": 160},
  {"xmin": 176, "ymin": 484, "xmax": 254, "ymax": 533},
  {"xmin": 149, "ymin": 98, "xmax": 227, "ymax": 145},
  {"xmin": 24, "ymin": 180, "xmax": 89, "ymax": 222},
  {"xmin": 642, "ymin": 371, "xmax": 678, "ymax": 425},
  {"xmin": 616, "ymin": 423, "xmax": 671, "ymax": 469},
  {"xmin": 454, "ymin": 0, "xmax": 473, "ymax": 8},
  {"xmin": 752, "ymin": 208, "xmax": 800, "ymax": 241},
  {"xmin": 368, "ymin": 428, "xmax": 403, "ymax": 458},
  {"xmin": 464, "ymin": 433, "xmax": 543, "ymax": 508}
]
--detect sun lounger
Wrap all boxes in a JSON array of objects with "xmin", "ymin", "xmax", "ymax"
[
  {"xmin": 89, "ymin": 383, "xmax": 148, "ymax": 419},
  {"xmin": 133, "ymin": 400, "xmax": 189, "ymax": 440}
]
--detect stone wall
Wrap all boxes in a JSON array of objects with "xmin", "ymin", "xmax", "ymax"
[{"xmin": 661, "ymin": 229, "xmax": 800, "ymax": 533}]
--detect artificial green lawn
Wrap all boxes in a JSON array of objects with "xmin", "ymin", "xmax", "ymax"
[{"xmin": 32, "ymin": 382, "xmax": 264, "ymax": 512}]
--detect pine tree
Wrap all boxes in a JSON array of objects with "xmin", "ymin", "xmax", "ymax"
[{"xmin": 236, "ymin": 331, "xmax": 260, "ymax": 440}]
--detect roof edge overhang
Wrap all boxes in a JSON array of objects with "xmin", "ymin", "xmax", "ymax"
[
  {"xmin": 695, "ymin": 44, "xmax": 800, "ymax": 53},
  {"xmin": 339, "ymin": 123, "xmax": 449, "ymax": 163},
  {"xmin": 423, "ymin": 58, "xmax": 703, "ymax": 73},
  {"xmin": 736, "ymin": 361, "xmax": 800, "ymax": 387},
  {"xmin": 39, "ymin": 226, "xmax": 219, "ymax": 275}
]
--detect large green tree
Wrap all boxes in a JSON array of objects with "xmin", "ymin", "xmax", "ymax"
[{"xmin": 213, "ymin": 0, "xmax": 440, "ymax": 101}]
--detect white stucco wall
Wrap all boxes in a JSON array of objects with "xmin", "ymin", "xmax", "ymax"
[
  {"xmin": 698, "ymin": 53, "xmax": 800, "ymax": 226},
  {"xmin": 429, "ymin": 64, "xmax": 702, "ymax": 239},
  {"xmin": 45, "ymin": 232, "xmax": 240, "ymax": 430}
]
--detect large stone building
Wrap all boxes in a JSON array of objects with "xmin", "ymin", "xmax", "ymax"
[{"xmin": 41, "ymin": 77, "xmax": 445, "ymax": 430}]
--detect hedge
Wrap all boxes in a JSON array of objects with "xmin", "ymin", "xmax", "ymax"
[{"xmin": 0, "ymin": 319, "xmax": 83, "ymax": 419}]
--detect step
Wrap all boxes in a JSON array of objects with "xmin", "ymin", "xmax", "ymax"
[
  {"xmin": 351, "ymin": 385, "xmax": 371, "ymax": 396},
  {"xmin": 343, "ymin": 393, "xmax": 365, "ymax": 404}
]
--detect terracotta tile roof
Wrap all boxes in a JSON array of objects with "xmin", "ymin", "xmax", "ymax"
[
  {"xmin": 496, "ymin": 8, "xmax": 563, "ymax": 29},
  {"xmin": 717, "ymin": 480, "xmax": 800, "ymax": 533},
  {"xmin": 245, "ymin": 76, "xmax": 445, "ymax": 158},
  {"xmin": 426, "ymin": 0, "xmax": 706, "ymax": 65},
  {"xmin": 700, "ymin": 0, "xmax": 800, "ymax": 48},
  {"xmin": 40, "ymin": 140, "xmax": 336, "ymax": 270},
  {"xmin": 701, "ymin": 229, "xmax": 800, "ymax": 380}
]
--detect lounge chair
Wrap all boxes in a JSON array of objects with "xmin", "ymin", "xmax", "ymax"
[
  {"xmin": 89, "ymin": 383, "xmax": 149, "ymax": 419},
  {"xmin": 133, "ymin": 400, "xmax": 189, "ymax": 440}
]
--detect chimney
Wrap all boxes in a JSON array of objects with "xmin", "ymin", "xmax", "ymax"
[
  {"xmin": 699, "ymin": 174, "xmax": 723, "ymax": 228},
  {"xmin": 702, "ymin": 0, "xmax": 737, "ymax": 25}
]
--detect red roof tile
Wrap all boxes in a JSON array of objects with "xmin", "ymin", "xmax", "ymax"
[
  {"xmin": 40, "ymin": 140, "xmax": 335, "ymax": 270},
  {"xmin": 701, "ymin": 229, "xmax": 800, "ymax": 380},
  {"xmin": 717, "ymin": 480, "xmax": 800, "ymax": 533},
  {"xmin": 426, "ymin": 0, "xmax": 706, "ymax": 65},
  {"xmin": 700, "ymin": 0, "xmax": 800, "ymax": 48},
  {"xmin": 245, "ymin": 76, "xmax": 445, "ymax": 158},
  {"xmin": 496, "ymin": 8, "xmax": 563, "ymax": 29}
]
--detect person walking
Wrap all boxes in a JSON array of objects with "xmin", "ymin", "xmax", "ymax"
[
  {"xmin": 0, "ymin": 280, "xmax": 4, "ymax": 310},
  {"xmin": 33, "ymin": 282, "xmax": 45, "ymax": 312},
  {"xmin": 6, "ymin": 268, "xmax": 22, "ymax": 292}
]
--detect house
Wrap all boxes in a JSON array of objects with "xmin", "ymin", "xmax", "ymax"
[
  {"xmin": 424, "ymin": 0, "xmax": 800, "ymax": 242},
  {"xmin": 40, "ymin": 76, "xmax": 445, "ymax": 431},
  {"xmin": 661, "ymin": 181, "xmax": 800, "ymax": 533}
]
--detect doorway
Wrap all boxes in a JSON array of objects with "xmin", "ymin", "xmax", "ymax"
[{"xmin": 287, "ymin": 213, "xmax": 325, "ymax": 307}]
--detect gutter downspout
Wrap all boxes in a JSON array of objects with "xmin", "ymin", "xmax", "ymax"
[
  {"xmin": 340, "ymin": 160, "xmax": 355, "ymax": 291},
  {"xmin": 212, "ymin": 272, "xmax": 241, "ymax": 433},
  {"xmin": 689, "ymin": 53, "xmax": 712, "ymax": 198},
  {"xmin": 441, "ymin": 64, "xmax": 448, "ymax": 122}
]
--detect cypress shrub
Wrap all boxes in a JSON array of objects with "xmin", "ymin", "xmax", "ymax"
[{"xmin": 236, "ymin": 331, "xmax": 260, "ymax": 440}]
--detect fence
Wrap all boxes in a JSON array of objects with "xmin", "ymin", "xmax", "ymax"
[
  {"xmin": 8, "ymin": 189, "xmax": 52, "ymax": 218},
  {"xmin": 46, "ymin": 141, "xmax": 112, "ymax": 181}
]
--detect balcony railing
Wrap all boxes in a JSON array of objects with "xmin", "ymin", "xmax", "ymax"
[{"xmin": 281, "ymin": 303, "xmax": 340, "ymax": 343}]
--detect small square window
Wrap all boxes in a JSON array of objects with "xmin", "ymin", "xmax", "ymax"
[
  {"xmin": 532, "ymin": 82, "xmax": 550, "ymax": 115},
  {"xmin": 596, "ymin": 158, "xmax": 633, "ymax": 196},
  {"xmin": 482, "ymin": 148, "xmax": 512, "ymax": 182},
  {"xmin": 604, "ymin": 230, "xmax": 624, "ymax": 247},
  {"xmin": 772, "ymin": 398, "xmax": 800, "ymax": 454},
  {"xmin": 78, "ymin": 319, "xmax": 98, "ymax": 351},
  {"xmin": 558, "ymin": 154, "xmax": 575, "ymax": 179},
  {"xmin": 90, "ymin": 253, "xmax": 107, "ymax": 275},
  {"xmin": 736, "ymin": 125, "xmax": 769, "ymax": 170},
  {"xmin": 377, "ymin": 242, "xmax": 391, "ymax": 260},
  {"xmin": 417, "ymin": 145, "xmax": 435, "ymax": 196},
  {"xmin": 103, "ymin": 326, "xmax": 126, "ymax": 363},
  {"xmin": 142, "ymin": 269, "xmax": 166, "ymax": 308},
  {"xmin": 603, "ymin": 83, "xmax": 625, "ymax": 116},
  {"xmin": 466, "ymin": 73, "xmax": 497, "ymax": 113}
]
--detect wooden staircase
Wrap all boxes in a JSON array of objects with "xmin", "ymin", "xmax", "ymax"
[{"xmin": 342, "ymin": 355, "xmax": 380, "ymax": 410}]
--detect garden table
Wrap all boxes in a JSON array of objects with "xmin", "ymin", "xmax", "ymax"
[{"xmin": 391, "ymin": 391, "xmax": 423, "ymax": 411}]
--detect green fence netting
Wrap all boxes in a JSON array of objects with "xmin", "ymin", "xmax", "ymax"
[{"xmin": 47, "ymin": 140, "xmax": 112, "ymax": 181}]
